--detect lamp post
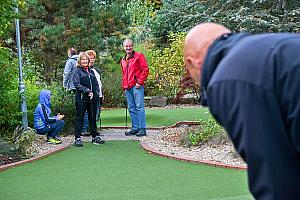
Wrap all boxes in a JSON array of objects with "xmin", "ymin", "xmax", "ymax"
[{"xmin": 15, "ymin": 3, "xmax": 28, "ymax": 130}]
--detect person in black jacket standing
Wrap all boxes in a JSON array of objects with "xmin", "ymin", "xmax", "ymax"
[
  {"xmin": 72, "ymin": 52, "xmax": 105, "ymax": 147},
  {"xmin": 184, "ymin": 22, "xmax": 300, "ymax": 200}
]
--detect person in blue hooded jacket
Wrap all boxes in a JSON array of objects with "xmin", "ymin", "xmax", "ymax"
[
  {"xmin": 184, "ymin": 23, "xmax": 300, "ymax": 200},
  {"xmin": 34, "ymin": 89, "xmax": 65, "ymax": 144}
]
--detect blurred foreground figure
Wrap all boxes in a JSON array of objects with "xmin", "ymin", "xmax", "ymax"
[{"xmin": 184, "ymin": 22, "xmax": 300, "ymax": 200}]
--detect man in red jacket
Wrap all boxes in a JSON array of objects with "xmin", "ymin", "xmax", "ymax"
[{"xmin": 121, "ymin": 39, "xmax": 149, "ymax": 137}]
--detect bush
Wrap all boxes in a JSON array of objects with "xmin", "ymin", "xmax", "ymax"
[
  {"xmin": 12, "ymin": 126, "xmax": 36, "ymax": 156},
  {"xmin": 147, "ymin": 32, "xmax": 186, "ymax": 97},
  {"xmin": 102, "ymin": 72, "xmax": 124, "ymax": 107},
  {"xmin": 189, "ymin": 116, "xmax": 222, "ymax": 146},
  {"xmin": 47, "ymin": 83, "xmax": 76, "ymax": 134},
  {"xmin": 0, "ymin": 48, "xmax": 23, "ymax": 139}
]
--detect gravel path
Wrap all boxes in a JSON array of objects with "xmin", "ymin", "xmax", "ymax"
[{"xmin": 29, "ymin": 128, "xmax": 246, "ymax": 168}]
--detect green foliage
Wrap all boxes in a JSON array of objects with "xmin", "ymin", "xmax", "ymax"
[
  {"xmin": 6, "ymin": 0, "xmax": 131, "ymax": 84},
  {"xmin": 189, "ymin": 116, "xmax": 222, "ymax": 146},
  {"xmin": 12, "ymin": 126, "xmax": 36, "ymax": 156},
  {"xmin": 0, "ymin": 0, "xmax": 15, "ymax": 37},
  {"xmin": 0, "ymin": 48, "xmax": 42, "ymax": 139},
  {"xmin": 46, "ymin": 83, "xmax": 75, "ymax": 134},
  {"xmin": 0, "ymin": 48, "xmax": 21, "ymax": 138},
  {"xmin": 147, "ymin": 0, "xmax": 206, "ymax": 44},
  {"xmin": 101, "ymin": 62, "xmax": 124, "ymax": 108},
  {"xmin": 148, "ymin": 32, "xmax": 186, "ymax": 97},
  {"xmin": 142, "ymin": 0, "xmax": 300, "ymax": 46},
  {"xmin": 125, "ymin": 0, "xmax": 154, "ymax": 43}
]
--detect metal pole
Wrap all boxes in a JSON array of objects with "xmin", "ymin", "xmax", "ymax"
[{"xmin": 15, "ymin": 4, "xmax": 28, "ymax": 130}]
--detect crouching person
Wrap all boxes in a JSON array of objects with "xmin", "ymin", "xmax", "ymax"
[{"xmin": 34, "ymin": 89, "xmax": 65, "ymax": 144}]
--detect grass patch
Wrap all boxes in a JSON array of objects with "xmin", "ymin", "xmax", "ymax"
[
  {"xmin": 0, "ymin": 141, "xmax": 252, "ymax": 200},
  {"xmin": 101, "ymin": 107, "xmax": 209, "ymax": 127}
]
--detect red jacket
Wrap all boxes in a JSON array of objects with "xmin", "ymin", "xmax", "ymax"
[{"xmin": 121, "ymin": 51, "xmax": 149, "ymax": 89}]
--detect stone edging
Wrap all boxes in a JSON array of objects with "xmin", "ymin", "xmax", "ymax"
[
  {"xmin": 0, "ymin": 144, "xmax": 69, "ymax": 172},
  {"xmin": 140, "ymin": 142, "xmax": 247, "ymax": 170}
]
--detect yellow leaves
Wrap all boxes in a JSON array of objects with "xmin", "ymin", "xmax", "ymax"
[{"xmin": 148, "ymin": 32, "xmax": 187, "ymax": 97}]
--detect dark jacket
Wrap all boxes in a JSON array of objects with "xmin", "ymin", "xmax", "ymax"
[
  {"xmin": 34, "ymin": 89, "xmax": 58, "ymax": 130},
  {"xmin": 63, "ymin": 55, "xmax": 78, "ymax": 91},
  {"xmin": 72, "ymin": 66, "xmax": 100, "ymax": 102},
  {"xmin": 202, "ymin": 33, "xmax": 300, "ymax": 200}
]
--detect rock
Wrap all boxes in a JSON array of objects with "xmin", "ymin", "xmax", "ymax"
[
  {"xmin": 0, "ymin": 139, "xmax": 17, "ymax": 154},
  {"xmin": 145, "ymin": 96, "xmax": 168, "ymax": 107}
]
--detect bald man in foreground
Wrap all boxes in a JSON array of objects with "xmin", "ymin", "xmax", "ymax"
[{"xmin": 184, "ymin": 23, "xmax": 300, "ymax": 200}]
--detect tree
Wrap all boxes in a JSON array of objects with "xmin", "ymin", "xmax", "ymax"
[{"xmin": 3, "ymin": 0, "xmax": 130, "ymax": 83}]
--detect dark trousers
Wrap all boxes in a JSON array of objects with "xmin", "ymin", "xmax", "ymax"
[
  {"xmin": 75, "ymin": 101, "xmax": 98, "ymax": 139},
  {"xmin": 36, "ymin": 120, "xmax": 65, "ymax": 139}
]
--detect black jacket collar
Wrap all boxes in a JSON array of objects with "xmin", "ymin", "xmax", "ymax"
[{"xmin": 200, "ymin": 32, "xmax": 250, "ymax": 105}]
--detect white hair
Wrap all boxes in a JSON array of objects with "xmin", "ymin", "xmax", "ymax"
[{"xmin": 123, "ymin": 38, "xmax": 134, "ymax": 46}]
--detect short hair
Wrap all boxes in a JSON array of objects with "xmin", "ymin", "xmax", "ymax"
[
  {"xmin": 77, "ymin": 52, "xmax": 90, "ymax": 67},
  {"xmin": 123, "ymin": 38, "xmax": 134, "ymax": 46},
  {"xmin": 68, "ymin": 47, "xmax": 77, "ymax": 56},
  {"xmin": 86, "ymin": 50, "xmax": 96, "ymax": 58}
]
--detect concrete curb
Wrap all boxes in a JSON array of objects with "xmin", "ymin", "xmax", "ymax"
[
  {"xmin": 0, "ymin": 144, "xmax": 70, "ymax": 172},
  {"xmin": 140, "ymin": 142, "xmax": 247, "ymax": 170}
]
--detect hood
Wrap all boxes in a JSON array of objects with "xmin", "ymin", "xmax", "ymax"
[
  {"xmin": 200, "ymin": 32, "xmax": 250, "ymax": 105},
  {"xmin": 70, "ymin": 55, "xmax": 79, "ymax": 59},
  {"xmin": 39, "ymin": 89, "xmax": 51, "ymax": 108}
]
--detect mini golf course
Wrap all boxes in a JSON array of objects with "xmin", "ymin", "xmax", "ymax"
[
  {"xmin": 0, "ymin": 140, "xmax": 253, "ymax": 200},
  {"xmin": 101, "ymin": 107, "xmax": 209, "ymax": 127}
]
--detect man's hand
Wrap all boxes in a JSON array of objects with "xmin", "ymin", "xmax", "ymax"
[
  {"xmin": 135, "ymin": 82, "xmax": 141, "ymax": 89},
  {"xmin": 88, "ymin": 92, "xmax": 93, "ymax": 99},
  {"xmin": 57, "ymin": 113, "xmax": 65, "ymax": 120}
]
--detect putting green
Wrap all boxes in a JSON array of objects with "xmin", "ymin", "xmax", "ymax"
[
  {"xmin": 101, "ymin": 107, "xmax": 209, "ymax": 127},
  {"xmin": 0, "ymin": 141, "xmax": 253, "ymax": 200}
]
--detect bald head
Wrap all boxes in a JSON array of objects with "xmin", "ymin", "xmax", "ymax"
[{"xmin": 184, "ymin": 23, "xmax": 231, "ymax": 85}]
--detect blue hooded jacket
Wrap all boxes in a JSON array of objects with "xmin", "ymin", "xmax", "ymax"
[{"xmin": 33, "ymin": 89, "xmax": 58, "ymax": 130}]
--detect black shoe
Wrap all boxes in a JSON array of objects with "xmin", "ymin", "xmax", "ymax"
[
  {"xmin": 74, "ymin": 138, "xmax": 83, "ymax": 147},
  {"xmin": 136, "ymin": 129, "xmax": 147, "ymax": 137},
  {"xmin": 92, "ymin": 136, "xmax": 105, "ymax": 145},
  {"xmin": 125, "ymin": 129, "xmax": 139, "ymax": 136}
]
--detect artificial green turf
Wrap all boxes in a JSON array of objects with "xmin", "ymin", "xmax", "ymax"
[
  {"xmin": 0, "ymin": 141, "xmax": 253, "ymax": 200},
  {"xmin": 101, "ymin": 107, "xmax": 209, "ymax": 127}
]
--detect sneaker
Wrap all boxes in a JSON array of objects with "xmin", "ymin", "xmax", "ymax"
[
  {"xmin": 136, "ymin": 129, "xmax": 147, "ymax": 137},
  {"xmin": 54, "ymin": 136, "xmax": 61, "ymax": 142},
  {"xmin": 125, "ymin": 129, "xmax": 139, "ymax": 136},
  {"xmin": 74, "ymin": 138, "xmax": 83, "ymax": 147},
  {"xmin": 47, "ymin": 138, "xmax": 62, "ymax": 145},
  {"xmin": 92, "ymin": 136, "xmax": 105, "ymax": 145}
]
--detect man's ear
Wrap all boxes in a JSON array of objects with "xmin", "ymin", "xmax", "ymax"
[{"xmin": 184, "ymin": 56, "xmax": 194, "ymax": 71}]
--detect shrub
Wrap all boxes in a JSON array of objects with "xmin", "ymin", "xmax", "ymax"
[
  {"xmin": 0, "ymin": 48, "xmax": 23, "ymax": 139},
  {"xmin": 47, "ymin": 83, "xmax": 76, "ymax": 134},
  {"xmin": 189, "ymin": 116, "xmax": 222, "ymax": 146},
  {"xmin": 12, "ymin": 126, "xmax": 36, "ymax": 156},
  {"xmin": 147, "ymin": 32, "xmax": 186, "ymax": 98},
  {"xmin": 102, "ymin": 74, "xmax": 124, "ymax": 108},
  {"xmin": 100, "ymin": 59, "xmax": 124, "ymax": 107}
]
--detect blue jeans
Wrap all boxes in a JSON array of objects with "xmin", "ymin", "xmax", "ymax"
[
  {"xmin": 36, "ymin": 120, "xmax": 65, "ymax": 139},
  {"xmin": 125, "ymin": 86, "xmax": 146, "ymax": 130},
  {"xmin": 82, "ymin": 112, "xmax": 89, "ymax": 132}
]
